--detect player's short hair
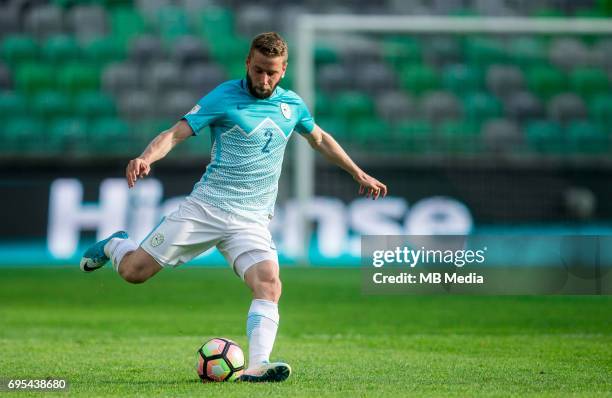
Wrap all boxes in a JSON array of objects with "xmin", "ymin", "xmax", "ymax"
[{"xmin": 249, "ymin": 32, "xmax": 288, "ymax": 62}]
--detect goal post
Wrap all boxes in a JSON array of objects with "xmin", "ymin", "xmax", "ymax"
[{"xmin": 292, "ymin": 15, "xmax": 612, "ymax": 260}]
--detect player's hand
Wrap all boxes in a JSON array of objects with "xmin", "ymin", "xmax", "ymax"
[
  {"xmin": 355, "ymin": 172, "xmax": 387, "ymax": 200},
  {"xmin": 126, "ymin": 157, "xmax": 151, "ymax": 188}
]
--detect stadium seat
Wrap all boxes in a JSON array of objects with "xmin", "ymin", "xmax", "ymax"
[
  {"xmin": 592, "ymin": 38, "xmax": 612, "ymax": 68},
  {"xmin": 89, "ymin": 116, "xmax": 131, "ymax": 153},
  {"xmin": 118, "ymin": 89, "xmax": 154, "ymax": 121},
  {"xmin": 526, "ymin": 65, "xmax": 567, "ymax": 99},
  {"xmin": 49, "ymin": 117, "xmax": 89, "ymax": 153},
  {"xmin": 350, "ymin": 118, "xmax": 390, "ymax": 147},
  {"xmin": 549, "ymin": 37, "xmax": 590, "ymax": 70},
  {"xmin": 439, "ymin": 120, "xmax": 481, "ymax": 153},
  {"xmin": 183, "ymin": 62, "xmax": 226, "ymax": 94},
  {"xmin": 507, "ymin": 37, "xmax": 547, "ymax": 68},
  {"xmin": 42, "ymin": 35, "xmax": 81, "ymax": 65},
  {"xmin": 399, "ymin": 65, "xmax": 439, "ymax": 96},
  {"xmin": 524, "ymin": 119, "xmax": 564, "ymax": 154},
  {"xmin": 481, "ymin": 119, "xmax": 524, "ymax": 153},
  {"xmin": 110, "ymin": 7, "xmax": 146, "ymax": 45},
  {"xmin": 155, "ymin": 6, "xmax": 190, "ymax": 42},
  {"xmin": 504, "ymin": 91, "xmax": 544, "ymax": 122},
  {"xmin": 15, "ymin": 63, "xmax": 55, "ymax": 94},
  {"xmin": 394, "ymin": 119, "xmax": 434, "ymax": 152},
  {"xmin": 382, "ymin": 36, "xmax": 422, "ymax": 67},
  {"xmin": 236, "ymin": 5, "xmax": 273, "ymax": 38},
  {"xmin": 128, "ymin": 35, "xmax": 165, "ymax": 65},
  {"xmin": 68, "ymin": 5, "xmax": 109, "ymax": 42},
  {"xmin": 58, "ymin": 64, "xmax": 100, "ymax": 93},
  {"xmin": 0, "ymin": 91, "xmax": 26, "ymax": 118},
  {"xmin": 3, "ymin": 118, "xmax": 44, "ymax": 152},
  {"xmin": 136, "ymin": 0, "xmax": 171, "ymax": 22},
  {"xmin": 420, "ymin": 91, "xmax": 462, "ymax": 123},
  {"xmin": 145, "ymin": 61, "xmax": 183, "ymax": 93},
  {"xmin": 442, "ymin": 64, "xmax": 483, "ymax": 94},
  {"xmin": 486, "ymin": 65, "xmax": 525, "ymax": 98},
  {"xmin": 74, "ymin": 91, "xmax": 116, "ymax": 120},
  {"xmin": 171, "ymin": 35, "xmax": 209, "ymax": 66},
  {"xmin": 1, "ymin": 35, "xmax": 39, "ymax": 66},
  {"xmin": 0, "ymin": 5, "xmax": 19, "ymax": 38},
  {"xmin": 102, "ymin": 62, "xmax": 141, "ymax": 94},
  {"xmin": 83, "ymin": 36, "xmax": 127, "ymax": 66},
  {"xmin": 569, "ymin": 68, "xmax": 610, "ymax": 99},
  {"xmin": 24, "ymin": 5, "xmax": 64, "ymax": 39},
  {"xmin": 331, "ymin": 91, "xmax": 374, "ymax": 119},
  {"xmin": 161, "ymin": 90, "xmax": 198, "ymax": 119},
  {"xmin": 375, "ymin": 90, "xmax": 416, "ymax": 123},
  {"xmin": 315, "ymin": 116, "xmax": 348, "ymax": 139},
  {"xmin": 318, "ymin": 64, "xmax": 353, "ymax": 92},
  {"xmin": 196, "ymin": 6, "xmax": 234, "ymax": 40},
  {"xmin": 32, "ymin": 90, "xmax": 71, "ymax": 121},
  {"xmin": 548, "ymin": 93, "xmax": 588, "ymax": 124},
  {"xmin": 565, "ymin": 120, "xmax": 609, "ymax": 153},
  {"xmin": 589, "ymin": 94, "xmax": 612, "ymax": 128},
  {"xmin": 0, "ymin": 63, "xmax": 11, "ymax": 89},
  {"xmin": 464, "ymin": 36, "xmax": 508, "ymax": 66},
  {"xmin": 463, "ymin": 92, "xmax": 502, "ymax": 124},
  {"xmin": 423, "ymin": 37, "xmax": 462, "ymax": 66},
  {"xmin": 314, "ymin": 43, "xmax": 339, "ymax": 66},
  {"xmin": 352, "ymin": 62, "xmax": 396, "ymax": 94}
]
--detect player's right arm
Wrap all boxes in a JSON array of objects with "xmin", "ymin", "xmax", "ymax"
[{"xmin": 126, "ymin": 120, "xmax": 193, "ymax": 188}]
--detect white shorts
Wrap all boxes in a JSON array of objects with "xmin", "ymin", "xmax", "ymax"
[{"xmin": 140, "ymin": 197, "xmax": 278, "ymax": 279}]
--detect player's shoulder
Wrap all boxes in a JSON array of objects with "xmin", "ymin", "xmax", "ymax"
[
  {"xmin": 276, "ymin": 87, "xmax": 306, "ymax": 106},
  {"xmin": 197, "ymin": 79, "xmax": 242, "ymax": 104}
]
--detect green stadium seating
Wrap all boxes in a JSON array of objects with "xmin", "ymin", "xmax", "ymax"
[
  {"xmin": 462, "ymin": 92, "xmax": 502, "ymax": 124},
  {"xmin": 439, "ymin": 120, "xmax": 481, "ymax": 153},
  {"xmin": 442, "ymin": 64, "xmax": 483, "ymax": 94},
  {"xmin": 399, "ymin": 65, "xmax": 439, "ymax": 95},
  {"xmin": 393, "ymin": 119, "xmax": 434, "ymax": 152},
  {"xmin": 569, "ymin": 68, "xmax": 610, "ymax": 99},
  {"xmin": 314, "ymin": 43, "xmax": 338, "ymax": 65},
  {"xmin": 83, "ymin": 36, "xmax": 126, "ymax": 66},
  {"xmin": 526, "ymin": 65, "xmax": 566, "ymax": 99},
  {"xmin": 598, "ymin": 0, "xmax": 612, "ymax": 16},
  {"xmin": 350, "ymin": 118, "xmax": 390, "ymax": 147},
  {"xmin": 49, "ymin": 117, "xmax": 89, "ymax": 152},
  {"xmin": 110, "ymin": 7, "xmax": 146, "ymax": 45},
  {"xmin": 74, "ymin": 91, "xmax": 116, "ymax": 119},
  {"xmin": 42, "ymin": 35, "xmax": 81, "ymax": 64},
  {"xmin": 532, "ymin": 8, "xmax": 566, "ymax": 17},
  {"xmin": 58, "ymin": 64, "xmax": 100, "ymax": 93},
  {"xmin": 90, "ymin": 116, "xmax": 131, "ymax": 153},
  {"xmin": 589, "ymin": 94, "xmax": 612, "ymax": 128},
  {"xmin": 315, "ymin": 116, "xmax": 348, "ymax": 140},
  {"xmin": 508, "ymin": 37, "xmax": 547, "ymax": 67},
  {"xmin": 32, "ymin": 91, "xmax": 71, "ymax": 121},
  {"xmin": 565, "ymin": 120, "xmax": 609, "ymax": 153},
  {"xmin": 196, "ymin": 7, "xmax": 234, "ymax": 40},
  {"xmin": 3, "ymin": 118, "xmax": 44, "ymax": 152},
  {"xmin": 382, "ymin": 36, "xmax": 422, "ymax": 68},
  {"xmin": 15, "ymin": 64, "xmax": 56, "ymax": 94},
  {"xmin": 155, "ymin": 6, "xmax": 190, "ymax": 42},
  {"xmin": 0, "ymin": 92, "xmax": 27, "ymax": 118},
  {"xmin": 0, "ymin": 35, "xmax": 38, "ymax": 66},
  {"xmin": 331, "ymin": 92, "xmax": 374, "ymax": 119},
  {"xmin": 525, "ymin": 119, "xmax": 564, "ymax": 154},
  {"xmin": 464, "ymin": 37, "xmax": 507, "ymax": 66}
]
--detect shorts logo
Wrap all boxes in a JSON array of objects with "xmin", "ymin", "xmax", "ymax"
[
  {"xmin": 150, "ymin": 233, "xmax": 165, "ymax": 247},
  {"xmin": 280, "ymin": 103, "xmax": 291, "ymax": 119}
]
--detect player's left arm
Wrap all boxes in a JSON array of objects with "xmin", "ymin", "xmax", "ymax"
[{"xmin": 301, "ymin": 124, "xmax": 388, "ymax": 200}]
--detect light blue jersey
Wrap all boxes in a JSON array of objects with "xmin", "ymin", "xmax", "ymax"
[{"xmin": 182, "ymin": 79, "xmax": 315, "ymax": 221}]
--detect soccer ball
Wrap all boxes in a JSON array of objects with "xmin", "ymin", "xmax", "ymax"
[{"xmin": 196, "ymin": 338, "xmax": 245, "ymax": 382}]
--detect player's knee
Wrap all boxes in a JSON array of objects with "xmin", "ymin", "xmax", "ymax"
[
  {"xmin": 256, "ymin": 273, "xmax": 282, "ymax": 302},
  {"xmin": 119, "ymin": 261, "xmax": 149, "ymax": 284}
]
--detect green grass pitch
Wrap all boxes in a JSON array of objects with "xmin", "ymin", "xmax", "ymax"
[{"xmin": 0, "ymin": 267, "xmax": 610, "ymax": 397}]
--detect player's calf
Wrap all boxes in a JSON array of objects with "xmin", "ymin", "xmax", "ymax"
[{"xmin": 116, "ymin": 248, "xmax": 162, "ymax": 284}]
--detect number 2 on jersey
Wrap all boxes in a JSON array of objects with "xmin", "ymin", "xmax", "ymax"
[{"xmin": 262, "ymin": 129, "xmax": 273, "ymax": 153}]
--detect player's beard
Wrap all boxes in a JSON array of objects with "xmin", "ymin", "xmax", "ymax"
[{"xmin": 246, "ymin": 73, "xmax": 278, "ymax": 99}]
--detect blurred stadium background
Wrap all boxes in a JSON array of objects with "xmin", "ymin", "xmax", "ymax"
[{"xmin": 1, "ymin": 0, "xmax": 612, "ymax": 265}]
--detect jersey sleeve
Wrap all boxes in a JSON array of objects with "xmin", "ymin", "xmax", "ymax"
[
  {"xmin": 182, "ymin": 84, "xmax": 227, "ymax": 135},
  {"xmin": 294, "ymin": 96, "xmax": 315, "ymax": 135}
]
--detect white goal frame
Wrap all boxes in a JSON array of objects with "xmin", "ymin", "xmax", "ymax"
[{"xmin": 292, "ymin": 15, "xmax": 612, "ymax": 259}]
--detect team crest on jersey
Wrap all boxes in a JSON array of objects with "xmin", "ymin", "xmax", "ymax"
[
  {"xmin": 150, "ymin": 233, "xmax": 164, "ymax": 247},
  {"xmin": 280, "ymin": 103, "xmax": 291, "ymax": 119}
]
